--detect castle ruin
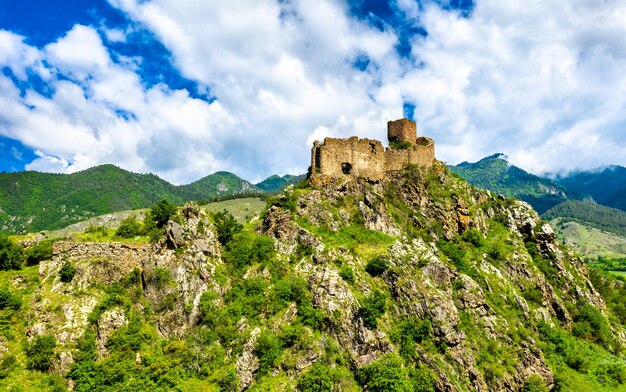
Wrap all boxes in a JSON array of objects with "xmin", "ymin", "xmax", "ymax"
[{"xmin": 309, "ymin": 118, "xmax": 434, "ymax": 181}]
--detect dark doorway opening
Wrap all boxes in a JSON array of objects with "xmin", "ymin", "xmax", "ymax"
[{"xmin": 341, "ymin": 162, "xmax": 352, "ymax": 175}]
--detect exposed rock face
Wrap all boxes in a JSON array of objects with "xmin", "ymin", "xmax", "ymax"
[
  {"xmin": 142, "ymin": 203, "xmax": 222, "ymax": 338},
  {"xmin": 96, "ymin": 307, "xmax": 127, "ymax": 359}
]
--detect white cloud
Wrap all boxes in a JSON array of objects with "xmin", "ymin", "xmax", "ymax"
[
  {"xmin": 2, "ymin": 0, "xmax": 626, "ymax": 184},
  {"xmin": 25, "ymin": 150, "xmax": 70, "ymax": 173},
  {"xmin": 400, "ymin": 0, "xmax": 626, "ymax": 174}
]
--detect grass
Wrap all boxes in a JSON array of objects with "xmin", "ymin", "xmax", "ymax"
[
  {"xmin": 549, "ymin": 218, "xmax": 626, "ymax": 259},
  {"xmin": 202, "ymin": 198, "xmax": 266, "ymax": 224}
]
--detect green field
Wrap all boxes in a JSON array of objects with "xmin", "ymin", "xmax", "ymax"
[
  {"xmin": 202, "ymin": 197, "xmax": 266, "ymax": 223},
  {"xmin": 549, "ymin": 218, "xmax": 626, "ymax": 259}
]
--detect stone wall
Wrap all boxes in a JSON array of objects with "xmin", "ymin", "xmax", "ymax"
[
  {"xmin": 310, "ymin": 118, "xmax": 435, "ymax": 181},
  {"xmin": 52, "ymin": 241, "xmax": 152, "ymax": 272},
  {"xmin": 312, "ymin": 137, "xmax": 387, "ymax": 181}
]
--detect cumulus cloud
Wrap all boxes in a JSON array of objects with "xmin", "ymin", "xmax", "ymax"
[
  {"xmin": 0, "ymin": 25, "xmax": 235, "ymax": 183},
  {"xmin": 400, "ymin": 0, "xmax": 626, "ymax": 174},
  {"xmin": 2, "ymin": 0, "xmax": 626, "ymax": 183}
]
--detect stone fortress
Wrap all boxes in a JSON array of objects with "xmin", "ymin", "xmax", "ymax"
[{"xmin": 309, "ymin": 118, "xmax": 435, "ymax": 181}]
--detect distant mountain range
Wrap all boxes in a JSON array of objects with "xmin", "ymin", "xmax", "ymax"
[
  {"xmin": 0, "ymin": 164, "xmax": 305, "ymax": 233},
  {"xmin": 449, "ymin": 154, "xmax": 626, "ymax": 258}
]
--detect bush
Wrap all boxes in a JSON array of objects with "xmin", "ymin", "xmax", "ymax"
[
  {"xmin": 254, "ymin": 331, "xmax": 283, "ymax": 376},
  {"xmin": 59, "ymin": 262, "xmax": 77, "ymax": 283},
  {"xmin": 360, "ymin": 290, "xmax": 387, "ymax": 329},
  {"xmin": 115, "ymin": 216, "xmax": 143, "ymax": 238},
  {"xmin": 0, "ymin": 287, "xmax": 21, "ymax": 311},
  {"xmin": 26, "ymin": 334, "xmax": 57, "ymax": 371},
  {"xmin": 365, "ymin": 257, "xmax": 389, "ymax": 277},
  {"xmin": 25, "ymin": 239, "xmax": 55, "ymax": 265},
  {"xmin": 594, "ymin": 361, "xmax": 626, "ymax": 387},
  {"xmin": 0, "ymin": 235, "xmax": 23, "ymax": 270},
  {"xmin": 211, "ymin": 210, "xmax": 243, "ymax": 245},
  {"xmin": 357, "ymin": 354, "xmax": 412, "ymax": 392},
  {"xmin": 339, "ymin": 266, "xmax": 355, "ymax": 284},
  {"xmin": 571, "ymin": 303, "xmax": 614, "ymax": 350},
  {"xmin": 0, "ymin": 354, "xmax": 16, "ymax": 379},
  {"xmin": 85, "ymin": 225, "xmax": 108, "ymax": 235},
  {"xmin": 147, "ymin": 267, "xmax": 172, "ymax": 290},
  {"xmin": 389, "ymin": 140, "xmax": 413, "ymax": 150},
  {"xmin": 298, "ymin": 363, "xmax": 336, "ymax": 392},
  {"xmin": 522, "ymin": 375, "xmax": 549, "ymax": 392}
]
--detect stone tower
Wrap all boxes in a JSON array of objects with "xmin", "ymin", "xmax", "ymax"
[{"xmin": 387, "ymin": 118, "xmax": 417, "ymax": 145}]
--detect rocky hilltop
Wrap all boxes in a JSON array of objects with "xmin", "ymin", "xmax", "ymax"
[{"xmin": 1, "ymin": 159, "xmax": 626, "ymax": 391}]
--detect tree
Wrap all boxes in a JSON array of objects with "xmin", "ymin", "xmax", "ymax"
[
  {"xmin": 211, "ymin": 210, "xmax": 243, "ymax": 245},
  {"xmin": 148, "ymin": 199, "xmax": 176, "ymax": 229},
  {"xmin": 0, "ymin": 235, "xmax": 23, "ymax": 270}
]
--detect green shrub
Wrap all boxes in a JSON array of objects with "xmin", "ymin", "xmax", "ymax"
[
  {"xmin": 410, "ymin": 364, "xmax": 436, "ymax": 392},
  {"xmin": 59, "ymin": 262, "xmax": 77, "ymax": 283},
  {"xmin": 26, "ymin": 334, "xmax": 57, "ymax": 371},
  {"xmin": 522, "ymin": 375, "xmax": 549, "ymax": 392},
  {"xmin": 254, "ymin": 331, "xmax": 283, "ymax": 376},
  {"xmin": 521, "ymin": 286, "xmax": 544, "ymax": 305},
  {"xmin": 0, "ymin": 287, "xmax": 21, "ymax": 311},
  {"xmin": 357, "ymin": 354, "xmax": 413, "ymax": 392},
  {"xmin": 594, "ymin": 361, "xmax": 626, "ymax": 387},
  {"xmin": 571, "ymin": 303, "xmax": 614, "ymax": 350},
  {"xmin": 461, "ymin": 228, "xmax": 484, "ymax": 247},
  {"xmin": 360, "ymin": 290, "xmax": 387, "ymax": 329},
  {"xmin": 339, "ymin": 266, "xmax": 355, "ymax": 284},
  {"xmin": 147, "ymin": 267, "xmax": 172, "ymax": 290},
  {"xmin": 0, "ymin": 354, "xmax": 16, "ymax": 379},
  {"xmin": 389, "ymin": 140, "xmax": 413, "ymax": 150},
  {"xmin": 391, "ymin": 317, "xmax": 431, "ymax": 360},
  {"xmin": 223, "ymin": 233, "xmax": 275, "ymax": 274},
  {"xmin": 297, "ymin": 362, "xmax": 336, "ymax": 392},
  {"xmin": 115, "ymin": 216, "xmax": 143, "ymax": 238},
  {"xmin": 0, "ymin": 235, "xmax": 23, "ymax": 270},
  {"xmin": 25, "ymin": 239, "xmax": 55, "ymax": 265},
  {"xmin": 211, "ymin": 210, "xmax": 243, "ymax": 245},
  {"xmin": 85, "ymin": 225, "xmax": 108, "ymax": 235},
  {"xmin": 366, "ymin": 257, "xmax": 389, "ymax": 277}
]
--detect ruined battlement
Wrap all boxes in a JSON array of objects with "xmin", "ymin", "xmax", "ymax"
[{"xmin": 309, "ymin": 118, "xmax": 434, "ymax": 181}]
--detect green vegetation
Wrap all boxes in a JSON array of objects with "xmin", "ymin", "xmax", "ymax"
[
  {"xmin": 365, "ymin": 257, "xmax": 389, "ymax": 277},
  {"xmin": 115, "ymin": 216, "xmax": 143, "ymax": 238},
  {"xmin": 255, "ymin": 174, "xmax": 306, "ymax": 193},
  {"xmin": 26, "ymin": 335, "xmax": 57, "ymax": 371},
  {"xmin": 549, "ymin": 218, "xmax": 626, "ymax": 259},
  {"xmin": 360, "ymin": 290, "xmax": 387, "ymax": 329},
  {"xmin": 449, "ymin": 154, "xmax": 567, "ymax": 214},
  {"xmin": 58, "ymin": 262, "xmax": 77, "ymax": 283},
  {"xmin": 544, "ymin": 200, "xmax": 626, "ymax": 238},
  {"xmin": 0, "ymin": 235, "xmax": 23, "ymax": 271},
  {"xmin": 389, "ymin": 140, "xmax": 413, "ymax": 150},
  {"xmin": 357, "ymin": 354, "xmax": 413, "ymax": 391},
  {"xmin": 0, "ymin": 165, "xmax": 262, "ymax": 233},
  {"xmin": 211, "ymin": 210, "xmax": 243, "ymax": 245}
]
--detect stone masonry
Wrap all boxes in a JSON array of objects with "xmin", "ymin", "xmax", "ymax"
[{"xmin": 310, "ymin": 118, "xmax": 434, "ymax": 181}]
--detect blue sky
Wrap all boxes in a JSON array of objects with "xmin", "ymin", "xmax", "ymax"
[{"xmin": 0, "ymin": 0, "xmax": 624, "ymax": 183}]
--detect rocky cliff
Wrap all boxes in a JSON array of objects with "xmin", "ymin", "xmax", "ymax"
[{"xmin": 1, "ymin": 162, "xmax": 625, "ymax": 391}]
